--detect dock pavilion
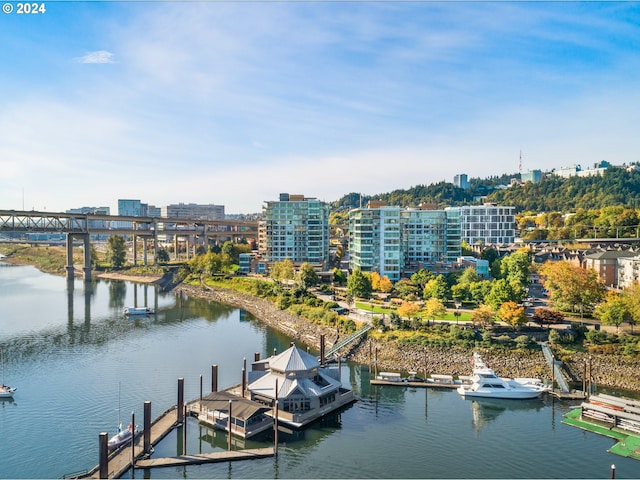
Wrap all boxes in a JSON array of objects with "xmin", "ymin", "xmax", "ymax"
[
  {"xmin": 247, "ymin": 344, "xmax": 356, "ymax": 428},
  {"xmin": 195, "ymin": 390, "xmax": 274, "ymax": 439}
]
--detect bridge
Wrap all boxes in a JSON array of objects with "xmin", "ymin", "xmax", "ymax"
[{"xmin": 0, "ymin": 209, "xmax": 258, "ymax": 281}]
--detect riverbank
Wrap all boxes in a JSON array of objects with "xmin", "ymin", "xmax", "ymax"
[{"xmin": 176, "ymin": 283, "xmax": 640, "ymax": 392}]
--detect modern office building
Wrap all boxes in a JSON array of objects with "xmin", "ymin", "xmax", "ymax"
[
  {"xmin": 453, "ymin": 174, "xmax": 470, "ymax": 190},
  {"xmin": 446, "ymin": 204, "xmax": 516, "ymax": 245},
  {"xmin": 521, "ymin": 169, "xmax": 543, "ymax": 184},
  {"xmin": 259, "ymin": 193, "xmax": 330, "ymax": 268},
  {"xmin": 348, "ymin": 204, "xmax": 462, "ymax": 281}
]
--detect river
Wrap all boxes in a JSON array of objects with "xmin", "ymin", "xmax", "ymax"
[{"xmin": 0, "ymin": 262, "xmax": 637, "ymax": 479}]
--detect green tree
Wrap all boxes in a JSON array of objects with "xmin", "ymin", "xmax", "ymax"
[
  {"xmin": 296, "ymin": 263, "xmax": 319, "ymax": 289},
  {"xmin": 469, "ymin": 280, "xmax": 492, "ymax": 304},
  {"xmin": 333, "ymin": 268, "xmax": 347, "ymax": 285},
  {"xmin": 594, "ymin": 293, "xmax": 630, "ymax": 332},
  {"xmin": 106, "ymin": 235, "xmax": 126, "ymax": 269},
  {"xmin": 621, "ymin": 283, "xmax": 640, "ymax": 333},
  {"xmin": 423, "ymin": 298, "xmax": 447, "ymax": 325},
  {"xmin": 347, "ymin": 268, "xmax": 372, "ymax": 299},
  {"xmin": 270, "ymin": 259, "xmax": 295, "ymax": 283},
  {"xmin": 423, "ymin": 274, "xmax": 450, "ymax": 300},
  {"xmin": 156, "ymin": 248, "xmax": 170, "ymax": 264},
  {"xmin": 410, "ymin": 268, "xmax": 435, "ymax": 288},
  {"xmin": 393, "ymin": 278, "xmax": 421, "ymax": 300},
  {"xmin": 485, "ymin": 279, "xmax": 519, "ymax": 311},
  {"xmin": 458, "ymin": 267, "xmax": 479, "ymax": 285}
]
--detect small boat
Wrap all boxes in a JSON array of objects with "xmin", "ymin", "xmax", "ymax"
[
  {"xmin": 375, "ymin": 372, "xmax": 406, "ymax": 383},
  {"xmin": 108, "ymin": 423, "xmax": 140, "ymax": 451},
  {"xmin": 123, "ymin": 306, "xmax": 154, "ymax": 316},
  {"xmin": 0, "ymin": 384, "xmax": 16, "ymax": 398},
  {"xmin": 457, "ymin": 352, "xmax": 548, "ymax": 400},
  {"xmin": 0, "ymin": 351, "xmax": 15, "ymax": 398}
]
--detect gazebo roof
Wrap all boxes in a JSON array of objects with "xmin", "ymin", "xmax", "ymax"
[{"xmin": 268, "ymin": 345, "xmax": 320, "ymax": 372}]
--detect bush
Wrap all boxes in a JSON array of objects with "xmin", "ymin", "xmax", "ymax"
[{"xmin": 515, "ymin": 335, "xmax": 531, "ymax": 348}]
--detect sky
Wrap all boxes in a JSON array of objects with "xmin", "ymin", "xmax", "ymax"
[{"xmin": 1, "ymin": 1, "xmax": 639, "ymax": 214}]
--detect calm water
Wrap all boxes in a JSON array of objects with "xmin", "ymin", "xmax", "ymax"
[{"xmin": 0, "ymin": 262, "xmax": 638, "ymax": 479}]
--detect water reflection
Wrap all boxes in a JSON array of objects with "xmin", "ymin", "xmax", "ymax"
[{"xmin": 465, "ymin": 397, "xmax": 545, "ymax": 432}]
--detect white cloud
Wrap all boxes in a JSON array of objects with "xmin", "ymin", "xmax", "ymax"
[{"xmin": 75, "ymin": 50, "xmax": 115, "ymax": 64}]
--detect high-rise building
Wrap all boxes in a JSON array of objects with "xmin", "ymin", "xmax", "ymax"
[
  {"xmin": 453, "ymin": 174, "xmax": 470, "ymax": 190},
  {"xmin": 349, "ymin": 204, "xmax": 462, "ymax": 281},
  {"xmin": 445, "ymin": 204, "xmax": 516, "ymax": 245},
  {"xmin": 259, "ymin": 193, "xmax": 329, "ymax": 268}
]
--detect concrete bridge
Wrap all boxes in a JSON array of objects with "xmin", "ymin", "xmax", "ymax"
[{"xmin": 0, "ymin": 209, "xmax": 258, "ymax": 281}]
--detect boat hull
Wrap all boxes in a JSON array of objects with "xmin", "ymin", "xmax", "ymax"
[
  {"xmin": 0, "ymin": 386, "xmax": 16, "ymax": 398},
  {"xmin": 457, "ymin": 386, "xmax": 544, "ymax": 400}
]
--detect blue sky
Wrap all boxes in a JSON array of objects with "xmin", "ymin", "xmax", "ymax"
[{"xmin": 1, "ymin": 1, "xmax": 639, "ymax": 214}]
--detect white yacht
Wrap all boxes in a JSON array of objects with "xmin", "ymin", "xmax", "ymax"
[{"xmin": 457, "ymin": 352, "xmax": 548, "ymax": 399}]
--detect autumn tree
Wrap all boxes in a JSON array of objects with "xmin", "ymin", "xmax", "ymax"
[
  {"xmin": 532, "ymin": 307, "xmax": 564, "ymax": 328},
  {"xmin": 621, "ymin": 283, "xmax": 640, "ymax": 333},
  {"xmin": 539, "ymin": 261, "xmax": 606, "ymax": 316},
  {"xmin": 397, "ymin": 301, "xmax": 421, "ymax": 321},
  {"xmin": 378, "ymin": 275, "xmax": 393, "ymax": 293},
  {"xmin": 497, "ymin": 301, "xmax": 528, "ymax": 330},
  {"xmin": 471, "ymin": 304, "xmax": 496, "ymax": 328},
  {"xmin": 370, "ymin": 272, "xmax": 382, "ymax": 291}
]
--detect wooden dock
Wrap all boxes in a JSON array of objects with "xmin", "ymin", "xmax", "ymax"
[
  {"xmin": 370, "ymin": 379, "xmax": 460, "ymax": 389},
  {"xmin": 134, "ymin": 447, "xmax": 275, "ymax": 469}
]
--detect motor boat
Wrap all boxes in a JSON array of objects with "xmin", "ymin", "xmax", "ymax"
[
  {"xmin": 108, "ymin": 423, "xmax": 140, "ymax": 450},
  {"xmin": 123, "ymin": 306, "xmax": 154, "ymax": 316},
  {"xmin": 0, "ymin": 384, "xmax": 16, "ymax": 398},
  {"xmin": 457, "ymin": 352, "xmax": 548, "ymax": 399}
]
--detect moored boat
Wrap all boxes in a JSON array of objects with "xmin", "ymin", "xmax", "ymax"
[
  {"xmin": 123, "ymin": 306, "xmax": 154, "ymax": 316},
  {"xmin": 0, "ymin": 384, "xmax": 16, "ymax": 398},
  {"xmin": 108, "ymin": 423, "xmax": 140, "ymax": 450},
  {"xmin": 457, "ymin": 352, "xmax": 548, "ymax": 400}
]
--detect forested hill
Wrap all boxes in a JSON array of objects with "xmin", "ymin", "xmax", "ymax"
[{"xmin": 332, "ymin": 166, "xmax": 640, "ymax": 213}]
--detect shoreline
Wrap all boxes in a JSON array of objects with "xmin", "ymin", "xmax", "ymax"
[{"xmin": 176, "ymin": 283, "xmax": 640, "ymax": 393}]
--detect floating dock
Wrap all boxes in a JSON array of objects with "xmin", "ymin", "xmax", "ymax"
[
  {"xmin": 135, "ymin": 447, "xmax": 275, "ymax": 469},
  {"xmin": 370, "ymin": 372, "xmax": 469, "ymax": 389},
  {"xmin": 563, "ymin": 393, "xmax": 640, "ymax": 461}
]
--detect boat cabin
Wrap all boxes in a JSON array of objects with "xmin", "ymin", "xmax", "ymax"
[{"xmin": 196, "ymin": 391, "xmax": 273, "ymax": 438}]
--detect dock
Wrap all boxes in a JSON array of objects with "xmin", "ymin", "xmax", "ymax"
[
  {"xmin": 563, "ymin": 393, "xmax": 640, "ymax": 461},
  {"xmin": 135, "ymin": 447, "xmax": 275, "ymax": 469}
]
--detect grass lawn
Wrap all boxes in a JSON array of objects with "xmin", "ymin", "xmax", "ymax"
[{"xmin": 355, "ymin": 301, "xmax": 473, "ymax": 323}]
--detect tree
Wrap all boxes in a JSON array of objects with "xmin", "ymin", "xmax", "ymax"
[
  {"xmin": 497, "ymin": 301, "xmax": 528, "ymax": 329},
  {"xmin": 397, "ymin": 301, "xmax": 421, "ymax": 322},
  {"xmin": 423, "ymin": 275, "xmax": 449, "ymax": 300},
  {"xmin": 333, "ymin": 268, "xmax": 347, "ymax": 285},
  {"xmin": 393, "ymin": 278, "xmax": 421, "ymax": 300},
  {"xmin": 296, "ymin": 263, "xmax": 319, "ymax": 289},
  {"xmin": 423, "ymin": 298, "xmax": 447, "ymax": 324},
  {"xmin": 347, "ymin": 268, "xmax": 372, "ymax": 299},
  {"xmin": 370, "ymin": 272, "xmax": 382, "ymax": 291},
  {"xmin": 106, "ymin": 235, "xmax": 126, "ymax": 269},
  {"xmin": 410, "ymin": 268, "xmax": 435, "ymax": 288},
  {"xmin": 621, "ymin": 283, "xmax": 640, "ymax": 333},
  {"xmin": 378, "ymin": 275, "xmax": 393, "ymax": 293},
  {"xmin": 458, "ymin": 267, "xmax": 479, "ymax": 285},
  {"xmin": 540, "ymin": 261, "xmax": 606, "ymax": 315},
  {"xmin": 270, "ymin": 259, "xmax": 294, "ymax": 283},
  {"xmin": 594, "ymin": 292, "xmax": 630, "ymax": 332},
  {"xmin": 469, "ymin": 280, "xmax": 492, "ymax": 304},
  {"xmin": 500, "ymin": 250, "xmax": 531, "ymax": 291},
  {"xmin": 532, "ymin": 307, "xmax": 564, "ymax": 328},
  {"xmin": 156, "ymin": 248, "xmax": 170, "ymax": 264},
  {"xmin": 485, "ymin": 279, "xmax": 519, "ymax": 311},
  {"xmin": 471, "ymin": 304, "xmax": 495, "ymax": 328}
]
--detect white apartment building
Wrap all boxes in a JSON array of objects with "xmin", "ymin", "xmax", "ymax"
[
  {"xmin": 446, "ymin": 204, "xmax": 516, "ymax": 245},
  {"xmin": 349, "ymin": 205, "xmax": 461, "ymax": 282},
  {"xmin": 617, "ymin": 255, "xmax": 640, "ymax": 289},
  {"xmin": 259, "ymin": 193, "xmax": 329, "ymax": 268},
  {"xmin": 161, "ymin": 203, "xmax": 225, "ymax": 220}
]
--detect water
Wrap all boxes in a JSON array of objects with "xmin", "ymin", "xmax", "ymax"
[{"xmin": 0, "ymin": 263, "xmax": 638, "ymax": 479}]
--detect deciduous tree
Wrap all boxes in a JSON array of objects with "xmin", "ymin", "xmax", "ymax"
[
  {"xmin": 106, "ymin": 235, "xmax": 126, "ymax": 269},
  {"xmin": 497, "ymin": 301, "xmax": 527, "ymax": 329}
]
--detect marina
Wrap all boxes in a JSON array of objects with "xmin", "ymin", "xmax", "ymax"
[{"xmin": 1, "ymin": 264, "xmax": 640, "ymax": 479}]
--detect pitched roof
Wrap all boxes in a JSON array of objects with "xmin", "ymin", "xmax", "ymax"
[
  {"xmin": 268, "ymin": 345, "xmax": 319, "ymax": 372},
  {"xmin": 200, "ymin": 391, "xmax": 269, "ymax": 420}
]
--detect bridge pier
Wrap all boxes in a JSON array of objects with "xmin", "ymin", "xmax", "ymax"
[{"xmin": 65, "ymin": 233, "xmax": 92, "ymax": 281}]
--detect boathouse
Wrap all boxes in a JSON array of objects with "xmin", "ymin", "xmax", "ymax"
[
  {"xmin": 196, "ymin": 390, "xmax": 273, "ymax": 438},
  {"xmin": 247, "ymin": 344, "xmax": 355, "ymax": 428}
]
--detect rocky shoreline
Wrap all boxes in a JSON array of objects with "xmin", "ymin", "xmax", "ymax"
[{"xmin": 176, "ymin": 283, "xmax": 640, "ymax": 392}]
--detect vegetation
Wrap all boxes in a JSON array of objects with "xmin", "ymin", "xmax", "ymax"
[{"xmin": 106, "ymin": 235, "xmax": 127, "ymax": 269}]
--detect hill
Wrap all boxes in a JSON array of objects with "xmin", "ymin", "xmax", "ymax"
[{"xmin": 331, "ymin": 165, "xmax": 640, "ymax": 213}]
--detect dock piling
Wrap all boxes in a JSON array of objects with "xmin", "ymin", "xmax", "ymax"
[
  {"xmin": 130, "ymin": 412, "xmax": 135, "ymax": 468},
  {"xmin": 144, "ymin": 401, "xmax": 151, "ymax": 455},
  {"xmin": 178, "ymin": 378, "xmax": 184, "ymax": 424},
  {"xmin": 212, "ymin": 365, "xmax": 218, "ymax": 393},
  {"xmin": 98, "ymin": 432, "xmax": 108, "ymax": 479}
]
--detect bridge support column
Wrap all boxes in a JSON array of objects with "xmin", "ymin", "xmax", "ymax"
[
  {"xmin": 153, "ymin": 231, "xmax": 158, "ymax": 265},
  {"xmin": 132, "ymin": 223, "xmax": 138, "ymax": 267},
  {"xmin": 65, "ymin": 233, "xmax": 75, "ymax": 280},
  {"xmin": 83, "ymin": 234, "xmax": 92, "ymax": 281},
  {"xmin": 143, "ymin": 238, "xmax": 148, "ymax": 266}
]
